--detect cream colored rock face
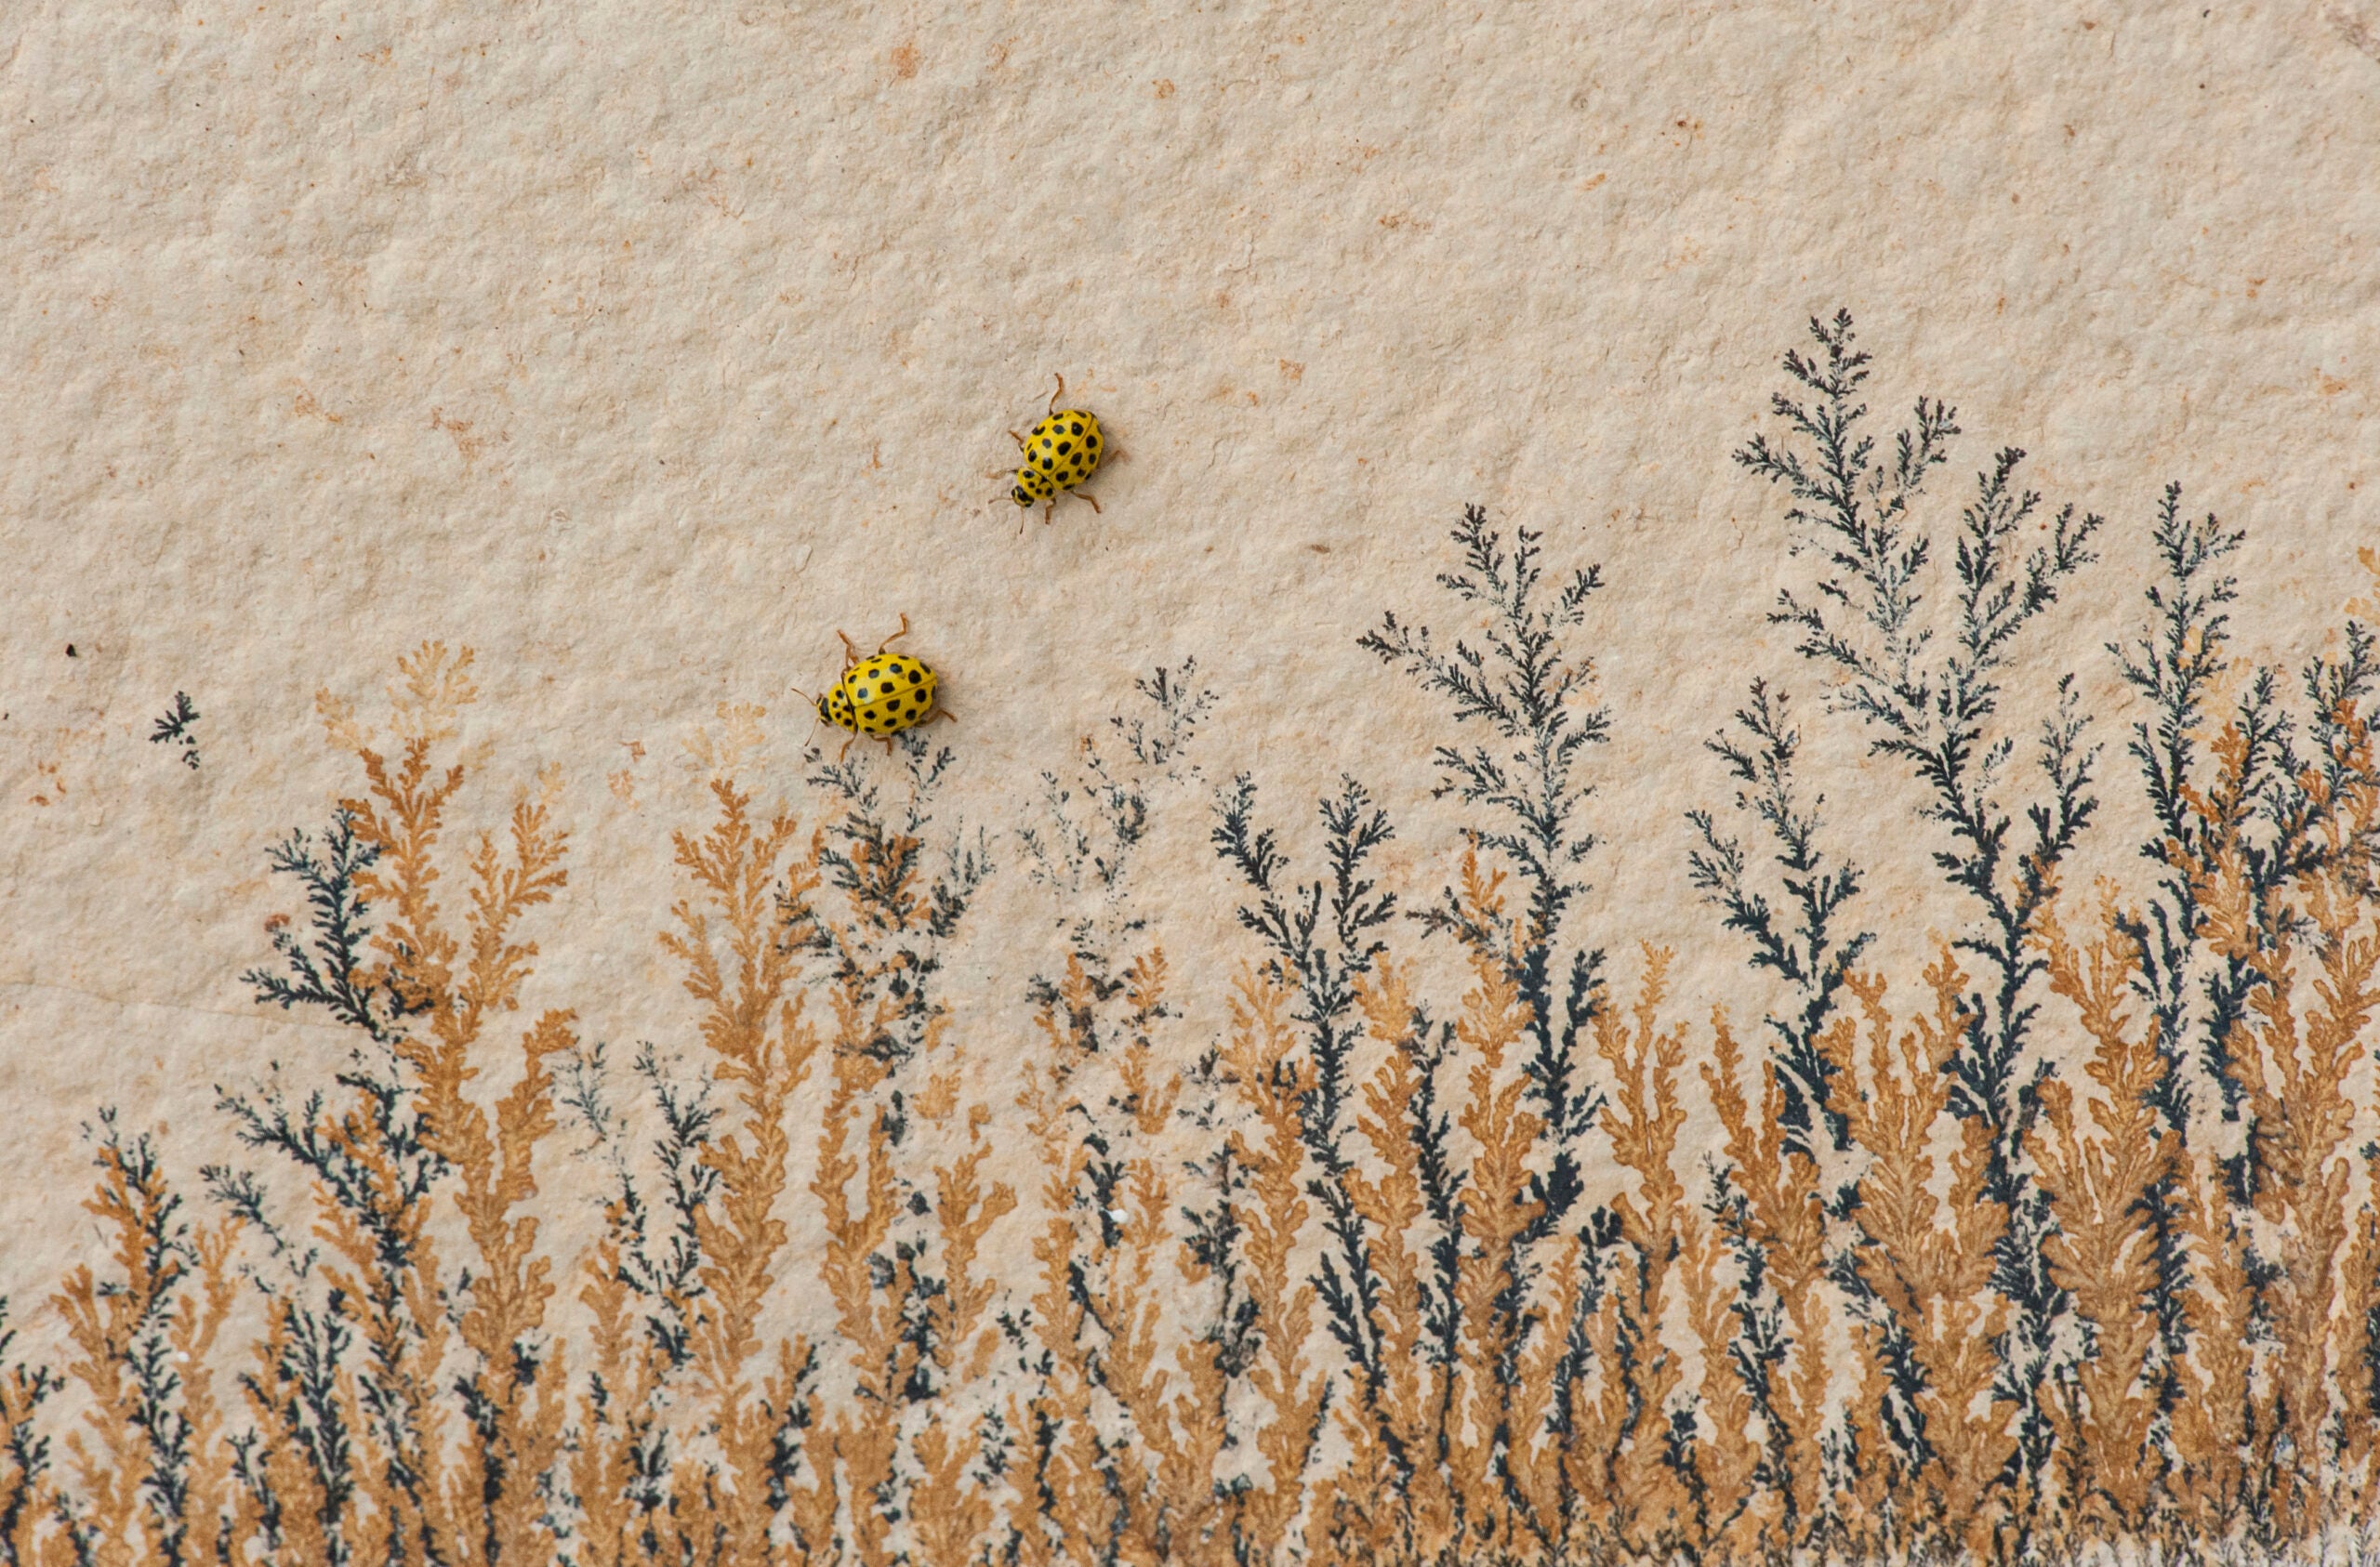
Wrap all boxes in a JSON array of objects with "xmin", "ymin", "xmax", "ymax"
[{"xmin": 2, "ymin": 3, "xmax": 2377, "ymax": 1561}]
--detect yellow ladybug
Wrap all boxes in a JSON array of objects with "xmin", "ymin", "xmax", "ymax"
[
  {"xmin": 804, "ymin": 615, "xmax": 954, "ymax": 757},
  {"xmin": 1004, "ymin": 374, "xmax": 1105, "ymax": 525}
]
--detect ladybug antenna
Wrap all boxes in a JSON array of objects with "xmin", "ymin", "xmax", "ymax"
[
  {"xmin": 788, "ymin": 682, "xmax": 827, "ymax": 747},
  {"xmin": 1048, "ymin": 373, "xmax": 1064, "ymax": 416}
]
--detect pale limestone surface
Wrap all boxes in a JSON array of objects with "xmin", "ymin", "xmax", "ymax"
[{"xmin": 1, "ymin": 0, "xmax": 2376, "ymax": 1330}]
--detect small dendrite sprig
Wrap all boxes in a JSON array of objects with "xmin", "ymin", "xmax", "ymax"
[
  {"xmin": 801, "ymin": 736, "xmax": 986, "ymax": 937},
  {"xmin": 1020, "ymin": 658, "xmax": 1215, "ymax": 910},
  {"xmin": 2301, "ymin": 620, "xmax": 2380, "ymax": 884},
  {"xmin": 1360, "ymin": 503, "xmax": 1610, "ymax": 1147},
  {"xmin": 242, "ymin": 809, "xmax": 416, "ymax": 1042},
  {"xmin": 150, "ymin": 691, "xmax": 201, "ymax": 769},
  {"xmin": 214, "ymin": 1057, "xmax": 444, "ymax": 1283},
  {"xmin": 560, "ymin": 1043, "xmax": 721, "ymax": 1373},
  {"xmin": 2112, "ymin": 486, "xmax": 2245, "ymax": 851},
  {"xmin": 787, "ymin": 731, "xmax": 992, "ymax": 1067},
  {"xmin": 1212, "ymin": 776, "xmax": 1398, "ymax": 1145},
  {"xmin": 200, "ymin": 1165, "xmax": 315, "ymax": 1278},
  {"xmin": 1112, "ymin": 659, "xmax": 1215, "ymax": 771},
  {"xmin": 1686, "ymin": 680, "xmax": 1872, "ymax": 1159},
  {"xmin": 558, "ymin": 1037, "xmax": 623, "ymax": 1151}
]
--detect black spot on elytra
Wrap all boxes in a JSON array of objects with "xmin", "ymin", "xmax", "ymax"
[
  {"xmin": 1057, "ymin": 441, "xmax": 1072, "ymax": 454},
  {"xmin": 907, "ymin": 670, "xmax": 922, "ymax": 685},
  {"xmin": 1070, "ymin": 421, "xmax": 1082, "ymax": 434}
]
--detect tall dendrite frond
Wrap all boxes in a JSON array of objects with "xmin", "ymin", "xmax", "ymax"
[
  {"xmin": 1738, "ymin": 309, "xmax": 2105, "ymax": 1500},
  {"xmin": 1361, "ymin": 503, "xmax": 1612, "ymax": 1155},
  {"xmin": 1212, "ymin": 773, "xmax": 1399, "ymax": 1405}
]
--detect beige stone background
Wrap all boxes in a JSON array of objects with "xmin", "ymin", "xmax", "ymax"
[{"xmin": 2, "ymin": 0, "xmax": 2377, "ymax": 1335}]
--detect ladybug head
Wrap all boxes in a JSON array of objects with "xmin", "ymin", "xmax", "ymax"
[
  {"xmin": 814, "ymin": 693, "xmax": 831, "ymax": 723},
  {"xmin": 1010, "ymin": 481, "xmax": 1036, "ymax": 507}
]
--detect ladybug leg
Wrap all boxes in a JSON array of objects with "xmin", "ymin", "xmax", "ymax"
[
  {"xmin": 1047, "ymin": 373, "xmax": 1064, "ymax": 417},
  {"xmin": 837, "ymin": 734, "xmax": 855, "ymax": 763},
  {"xmin": 1042, "ymin": 497, "xmax": 1056, "ymax": 526},
  {"xmin": 837, "ymin": 629, "xmax": 862, "ymax": 668},
  {"xmin": 879, "ymin": 734, "xmax": 896, "ymax": 757},
  {"xmin": 1009, "ymin": 430, "xmax": 1027, "ymax": 451},
  {"xmin": 876, "ymin": 613, "xmax": 911, "ymax": 655},
  {"xmin": 1071, "ymin": 487, "xmax": 1103, "ymax": 515},
  {"xmin": 929, "ymin": 705, "xmax": 957, "ymax": 726}
]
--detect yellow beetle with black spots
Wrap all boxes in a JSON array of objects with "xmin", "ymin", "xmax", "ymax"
[
  {"xmin": 807, "ymin": 615, "xmax": 954, "ymax": 757},
  {"xmin": 1006, "ymin": 373, "xmax": 1105, "ymax": 525}
]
